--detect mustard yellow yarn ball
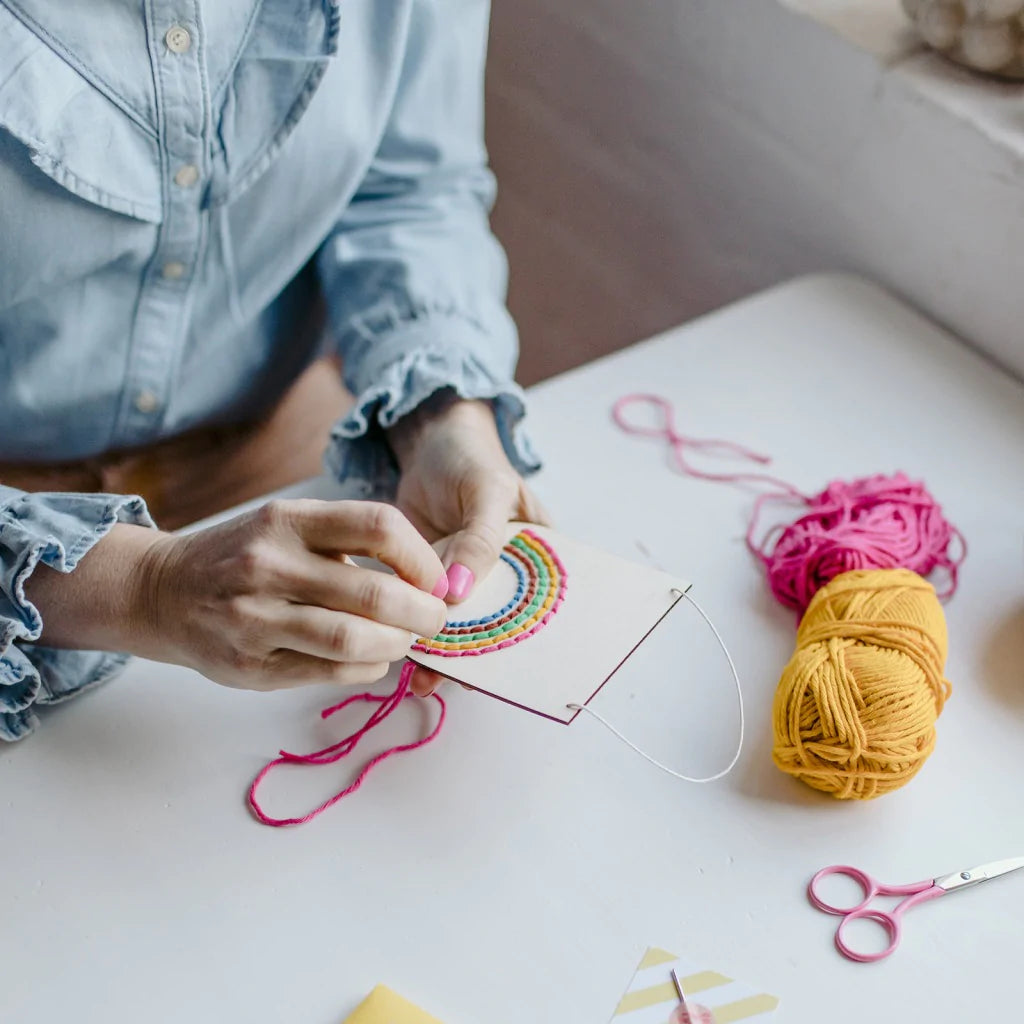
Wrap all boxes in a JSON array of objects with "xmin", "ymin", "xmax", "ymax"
[{"xmin": 771, "ymin": 568, "xmax": 951, "ymax": 800}]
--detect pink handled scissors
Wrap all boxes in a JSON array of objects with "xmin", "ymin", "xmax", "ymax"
[{"xmin": 809, "ymin": 857, "xmax": 1024, "ymax": 963}]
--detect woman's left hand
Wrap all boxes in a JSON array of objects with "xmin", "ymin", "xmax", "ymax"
[{"xmin": 387, "ymin": 392, "xmax": 549, "ymax": 695}]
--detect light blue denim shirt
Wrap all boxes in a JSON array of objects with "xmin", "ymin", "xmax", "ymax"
[{"xmin": 0, "ymin": 0, "xmax": 538, "ymax": 740}]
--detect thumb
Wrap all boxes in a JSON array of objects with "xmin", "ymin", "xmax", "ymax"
[{"xmin": 442, "ymin": 487, "xmax": 513, "ymax": 603}]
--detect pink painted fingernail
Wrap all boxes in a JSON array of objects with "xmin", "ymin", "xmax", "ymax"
[
  {"xmin": 431, "ymin": 573, "xmax": 449, "ymax": 599},
  {"xmin": 446, "ymin": 563, "xmax": 474, "ymax": 601}
]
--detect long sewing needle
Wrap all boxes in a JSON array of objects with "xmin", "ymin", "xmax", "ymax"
[{"xmin": 671, "ymin": 968, "xmax": 688, "ymax": 1006}]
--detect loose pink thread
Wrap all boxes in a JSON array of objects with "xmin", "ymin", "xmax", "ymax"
[
  {"xmin": 248, "ymin": 661, "xmax": 444, "ymax": 827},
  {"xmin": 249, "ymin": 531, "xmax": 572, "ymax": 826},
  {"xmin": 613, "ymin": 394, "xmax": 966, "ymax": 615}
]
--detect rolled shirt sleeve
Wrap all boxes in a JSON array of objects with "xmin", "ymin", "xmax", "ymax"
[
  {"xmin": 0, "ymin": 487, "xmax": 154, "ymax": 740},
  {"xmin": 317, "ymin": 0, "xmax": 540, "ymax": 499}
]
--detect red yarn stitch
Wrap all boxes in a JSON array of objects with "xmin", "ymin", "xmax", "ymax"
[{"xmin": 248, "ymin": 661, "xmax": 444, "ymax": 827}]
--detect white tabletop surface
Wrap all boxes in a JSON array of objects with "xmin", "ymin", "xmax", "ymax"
[{"xmin": 4, "ymin": 273, "xmax": 1023, "ymax": 1023}]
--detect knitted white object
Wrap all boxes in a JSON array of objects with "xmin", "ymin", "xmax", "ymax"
[{"xmin": 903, "ymin": 0, "xmax": 1024, "ymax": 78}]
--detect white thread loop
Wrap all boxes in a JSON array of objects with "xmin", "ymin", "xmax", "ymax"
[{"xmin": 567, "ymin": 590, "xmax": 745, "ymax": 784}]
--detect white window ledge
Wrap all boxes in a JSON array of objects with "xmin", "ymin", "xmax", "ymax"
[{"xmin": 787, "ymin": 0, "xmax": 1024, "ymax": 155}]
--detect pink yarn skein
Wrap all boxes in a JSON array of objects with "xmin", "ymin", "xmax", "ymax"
[
  {"xmin": 612, "ymin": 395, "xmax": 965, "ymax": 615},
  {"xmin": 750, "ymin": 473, "xmax": 963, "ymax": 615}
]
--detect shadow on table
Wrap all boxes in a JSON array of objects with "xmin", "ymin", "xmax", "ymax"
[
  {"xmin": 29, "ymin": 669, "xmax": 342, "ymax": 815},
  {"xmin": 981, "ymin": 602, "xmax": 1024, "ymax": 712},
  {"xmin": 735, "ymin": 728, "xmax": 830, "ymax": 808},
  {"xmin": 743, "ymin": 598, "xmax": 1024, "ymax": 804}
]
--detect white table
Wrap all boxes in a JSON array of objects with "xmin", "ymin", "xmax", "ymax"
[{"xmin": 4, "ymin": 274, "xmax": 1023, "ymax": 1022}]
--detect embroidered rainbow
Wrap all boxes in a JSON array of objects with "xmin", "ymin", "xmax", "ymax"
[{"xmin": 412, "ymin": 528, "xmax": 567, "ymax": 656}]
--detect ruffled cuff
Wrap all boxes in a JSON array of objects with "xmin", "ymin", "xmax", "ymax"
[
  {"xmin": 324, "ymin": 322, "xmax": 542, "ymax": 500},
  {"xmin": 0, "ymin": 491, "xmax": 155, "ymax": 741}
]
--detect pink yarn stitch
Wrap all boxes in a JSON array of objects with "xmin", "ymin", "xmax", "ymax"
[
  {"xmin": 613, "ymin": 394, "xmax": 966, "ymax": 616},
  {"xmin": 612, "ymin": 394, "xmax": 804, "ymax": 497},
  {"xmin": 248, "ymin": 661, "xmax": 444, "ymax": 827}
]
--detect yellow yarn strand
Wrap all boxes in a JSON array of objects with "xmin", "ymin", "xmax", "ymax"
[{"xmin": 771, "ymin": 568, "xmax": 951, "ymax": 800}]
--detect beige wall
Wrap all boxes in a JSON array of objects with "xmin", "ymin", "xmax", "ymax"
[
  {"xmin": 486, "ymin": 1, "xmax": 1024, "ymax": 387},
  {"xmin": 485, "ymin": 0, "xmax": 745, "ymax": 385}
]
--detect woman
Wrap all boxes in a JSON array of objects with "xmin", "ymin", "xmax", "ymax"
[{"xmin": 0, "ymin": 0, "xmax": 545, "ymax": 739}]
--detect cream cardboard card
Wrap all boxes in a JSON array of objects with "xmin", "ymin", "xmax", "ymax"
[{"xmin": 406, "ymin": 523, "xmax": 690, "ymax": 723}]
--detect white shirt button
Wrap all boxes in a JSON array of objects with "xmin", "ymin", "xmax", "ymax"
[
  {"xmin": 134, "ymin": 390, "xmax": 160, "ymax": 414},
  {"xmin": 161, "ymin": 261, "xmax": 186, "ymax": 280},
  {"xmin": 174, "ymin": 164, "xmax": 199, "ymax": 188},
  {"xmin": 165, "ymin": 25, "xmax": 192, "ymax": 54}
]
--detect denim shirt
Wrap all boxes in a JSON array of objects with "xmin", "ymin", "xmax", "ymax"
[{"xmin": 0, "ymin": 0, "xmax": 538, "ymax": 740}]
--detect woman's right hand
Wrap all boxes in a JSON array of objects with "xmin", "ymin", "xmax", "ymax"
[{"xmin": 27, "ymin": 499, "xmax": 448, "ymax": 691}]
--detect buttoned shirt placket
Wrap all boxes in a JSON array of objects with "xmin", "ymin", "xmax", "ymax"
[{"xmin": 110, "ymin": 3, "xmax": 209, "ymax": 449}]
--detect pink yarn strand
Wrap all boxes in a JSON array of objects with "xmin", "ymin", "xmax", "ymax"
[
  {"xmin": 613, "ymin": 394, "xmax": 967, "ymax": 615},
  {"xmin": 248, "ymin": 661, "xmax": 445, "ymax": 827},
  {"xmin": 613, "ymin": 394, "xmax": 806, "ymax": 496}
]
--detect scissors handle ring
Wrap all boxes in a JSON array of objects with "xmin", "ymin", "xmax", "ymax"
[
  {"xmin": 808, "ymin": 864, "xmax": 875, "ymax": 914},
  {"xmin": 834, "ymin": 907, "xmax": 901, "ymax": 963}
]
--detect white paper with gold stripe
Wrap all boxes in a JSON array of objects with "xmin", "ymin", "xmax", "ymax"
[{"xmin": 610, "ymin": 947, "xmax": 779, "ymax": 1023}]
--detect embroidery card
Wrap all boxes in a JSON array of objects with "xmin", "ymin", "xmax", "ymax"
[{"xmin": 406, "ymin": 523, "xmax": 690, "ymax": 723}]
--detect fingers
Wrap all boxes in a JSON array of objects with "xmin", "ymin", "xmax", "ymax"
[
  {"xmin": 172, "ymin": 499, "xmax": 459, "ymax": 695},
  {"xmin": 266, "ymin": 605, "xmax": 414, "ymax": 664},
  {"xmin": 260, "ymin": 498, "xmax": 446, "ymax": 595},
  {"xmin": 440, "ymin": 479, "xmax": 552, "ymax": 603},
  {"xmin": 408, "ymin": 665, "xmax": 473, "ymax": 697},
  {"xmin": 409, "ymin": 664, "xmax": 445, "ymax": 697},
  {"xmin": 280, "ymin": 549, "xmax": 445, "ymax": 639},
  {"xmin": 396, "ymin": 502, "xmax": 442, "ymax": 546},
  {"xmin": 441, "ymin": 482, "xmax": 514, "ymax": 603},
  {"xmin": 256, "ymin": 651, "xmax": 391, "ymax": 690},
  {"xmin": 517, "ymin": 480, "xmax": 553, "ymax": 528}
]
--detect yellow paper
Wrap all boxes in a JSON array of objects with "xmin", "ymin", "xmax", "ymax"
[
  {"xmin": 343, "ymin": 985, "xmax": 444, "ymax": 1024},
  {"xmin": 611, "ymin": 948, "xmax": 779, "ymax": 1022}
]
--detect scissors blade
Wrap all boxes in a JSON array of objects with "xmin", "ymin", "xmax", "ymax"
[{"xmin": 935, "ymin": 857, "xmax": 1024, "ymax": 892}]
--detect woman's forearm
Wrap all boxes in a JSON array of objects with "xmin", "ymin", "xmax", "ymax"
[{"xmin": 22, "ymin": 523, "xmax": 166, "ymax": 655}]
